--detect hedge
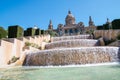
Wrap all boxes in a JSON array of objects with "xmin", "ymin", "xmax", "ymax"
[
  {"xmin": 35, "ymin": 28, "xmax": 41, "ymax": 35},
  {"xmin": 25, "ymin": 28, "xmax": 36, "ymax": 36},
  {"xmin": 8, "ymin": 25, "xmax": 23, "ymax": 38},
  {"xmin": 112, "ymin": 19, "xmax": 120, "ymax": 29},
  {"xmin": 41, "ymin": 30, "xmax": 45, "ymax": 35}
]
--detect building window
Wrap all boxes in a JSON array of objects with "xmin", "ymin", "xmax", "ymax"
[
  {"xmin": 65, "ymin": 30, "xmax": 68, "ymax": 33},
  {"xmin": 75, "ymin": 29, "xmax": 78, "ymax": 33},
  {"xmin": 70, "ymin": 29, "xmax": 73, "ymax": 33}
]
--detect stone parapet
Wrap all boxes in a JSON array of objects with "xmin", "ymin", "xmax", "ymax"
[{"xmin": 0, "ymin": 35, "xmax": 50, "ymax": 66}]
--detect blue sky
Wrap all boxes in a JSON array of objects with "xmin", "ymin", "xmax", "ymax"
[{"xmin": 0, "ymin": 0, "xmax": 120, "ymax": 30}]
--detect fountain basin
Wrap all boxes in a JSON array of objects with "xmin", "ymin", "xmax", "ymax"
[
  {"xmin": 0, "ymin": 64, "xmax": 120, "ymax": 80},
  {"xmin": 23, "ymin": 47, "xmax": 120, "ymax": 66},
  {"xmin": 45, "ymin": 39, "xmax": 100, "ymax": 49}
]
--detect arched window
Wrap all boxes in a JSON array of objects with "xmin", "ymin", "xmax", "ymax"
[
  {"xmin": 65, "ymin": 30, "xmax": 68, "ymax": 33},
  {"xmin": 70, "ymin": 29, "xmax": 73, "ymax": 33},
  {"xmin": 75, "ymin": 29, "xmax": 78, "ymax": 33}
]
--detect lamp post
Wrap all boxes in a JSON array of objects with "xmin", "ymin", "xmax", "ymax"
[
  {"xmin": 109, "ymin": 22, "xmax": 112, "ymax": 40},
  {"xmin": 103, "ymin": 25, "xmax": 104, "ymax": 38}
]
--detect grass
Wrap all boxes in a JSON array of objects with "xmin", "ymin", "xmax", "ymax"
[{"xmin": 0, "ymin": 65, "xmax": 120, "ymax": 80}]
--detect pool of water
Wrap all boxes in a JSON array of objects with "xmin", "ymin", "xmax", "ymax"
[{"xmin": 0, "ymin": 65, "xmax": 120, "ymax": 80}]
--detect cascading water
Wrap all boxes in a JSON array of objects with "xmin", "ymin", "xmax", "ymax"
[
  {"xmin": 24, "ymin": 47, "xmax": 119, "ymax": 66},
  {"xmin": 52, "ymin": 35, "xmax": 92, "ymax": 42},
  {"xmin": 23, "ymin": 35, "xmax": 120, "ymax": 66},
  {"xmin": 45, "ymin": 39, "xmax": 100, "ymax": 49}
]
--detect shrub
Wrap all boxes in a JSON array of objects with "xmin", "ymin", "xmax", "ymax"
[
  {"xmin": 104, "ymin": 39, "xmax": 116, "ymax": 45},
  {"xmin": 8, "ymin": 56, "xmax": 19, "ymax": 64},
  {"xmin": 25, "ymin": 42, "xmax": 31, "ymax": 46},
  {"xmin": 25, "ymin": 42, "xmax": 39, "ymax": 48},
  {"xmin": 11, "ymin": 56, "xmax": 19, "ymax": 63}
]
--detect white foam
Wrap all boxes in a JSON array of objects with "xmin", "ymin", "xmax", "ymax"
[{"xmin": 24, "ymin": 62, "xmax": 120, "ymax": 68}]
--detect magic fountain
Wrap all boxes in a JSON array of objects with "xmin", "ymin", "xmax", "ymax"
[{"xmin": 23, "ymin": 35, "xmax": 120, "ymax": 66}]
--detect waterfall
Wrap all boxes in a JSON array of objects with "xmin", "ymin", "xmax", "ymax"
[{"xmin": 23, "ymin": 35, "xmax": 120, "ymax": 66}]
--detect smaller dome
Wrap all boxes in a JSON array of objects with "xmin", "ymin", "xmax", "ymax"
[
  {"xmin": 33, "ymin": 25, "xmax": 38, "ymax": 29},
  {"xmin": 77, "ymin": 22, "xmax": 84, "ymax": 28}
]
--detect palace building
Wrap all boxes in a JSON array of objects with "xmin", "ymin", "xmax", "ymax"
[{"xmin": 48, "ymin": 10, "xmax": 96, "ymax": 36}]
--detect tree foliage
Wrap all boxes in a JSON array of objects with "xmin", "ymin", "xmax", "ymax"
[
  {"xmin": 46, "ymin": 30, "xmax": 58, "ymax": 37},
  {"xmin": 0, "ymin": 27, "xmax": 7, "ymax": 39}
]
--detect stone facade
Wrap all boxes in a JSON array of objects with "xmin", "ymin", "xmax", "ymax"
[{"xmin": 56, "ymin": 11, "xmax": 96, "ymax": 36}]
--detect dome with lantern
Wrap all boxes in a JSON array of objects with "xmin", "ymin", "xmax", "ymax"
[{"xmin": 65, "ymin": 10, "xmax": 76, "ymax": 26}]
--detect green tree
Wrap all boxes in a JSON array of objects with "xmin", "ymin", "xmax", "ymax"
[
  {"xmin": 47, "ymin": 30, "xmax": 58, "ymax": 37},
  {"xmin": 0, "ymin": 27, "xmax": 7, "ymax": 39}
]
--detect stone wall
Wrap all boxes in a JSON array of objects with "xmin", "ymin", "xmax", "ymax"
[
  {"xmin": 0, "ymin": 35, "xmax": 50, "ymax": 66},
  {"xmin": 0, "ymin": 40, "xmax": 13, "ymax": 65},
  {"xmin": 94, "ymin": 30, "xmax": 120, "ymax": 40}
]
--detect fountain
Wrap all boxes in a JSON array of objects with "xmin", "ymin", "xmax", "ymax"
[
  {"xmin": 23, "ymin": 35, "xmax": 120, "ymax": 66},
  {"xmin": 1, "ymin": 34, "xmax": 120, "ymax": 80}
]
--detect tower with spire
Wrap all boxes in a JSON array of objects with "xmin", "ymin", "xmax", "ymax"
[
  {"xmin": 48, "ymin": 20, "xmax": 53, "ymax": 30},
  {"xmin": 106, "ymin": 18, "xmax": 112, "ymax": 29},
  {"xmin": 89, "ymin": 16, "xmax": 95, "ymax": 26}
]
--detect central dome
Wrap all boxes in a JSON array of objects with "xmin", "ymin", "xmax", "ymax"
[{"xmin": 65, "ymin": 10, "xmax": 75, "ymax": 26}]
